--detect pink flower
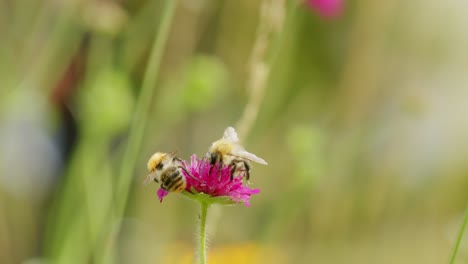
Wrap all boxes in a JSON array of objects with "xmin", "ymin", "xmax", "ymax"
[
  {"xmin": 306, "ymin": 0, "xmax": 344, "ymax": 19},
  {"xmin": 157, "ymin": 189, "xmax": 169, "ymax": 202},
  {"xmin": 157, "ymin": 155, "xmax": 260, "ymax": 206}
]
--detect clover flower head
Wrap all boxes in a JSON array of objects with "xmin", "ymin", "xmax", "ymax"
[
  {"xmin": 306, "ymin": 0, "xmax": 344, "ymax": 19},
  {"xmin": 157, "ymin": 155, "xmax": 260, "ymax": 206}
]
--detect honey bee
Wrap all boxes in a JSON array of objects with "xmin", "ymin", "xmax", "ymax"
[
  {"xmin": 208, "ymin": 127, "xmax": 267, "ymax": 181},
  {"xmin": 144, "ymin": 152, "xmax": 189, "ymax": 193}
]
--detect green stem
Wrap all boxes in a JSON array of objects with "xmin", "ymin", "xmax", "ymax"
[
  {"xmin": 449, "ymin": 205, "xmax": 468, "ymax": 264},
  {"xmin": 116, "ymin": 0, "xmax": 178, "ymax": 216},
  {"xmin": 199, "ymin": 202, "xmax": 209, "ymax": 264}
]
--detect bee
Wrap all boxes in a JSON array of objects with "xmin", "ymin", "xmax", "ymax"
[
  {"xmin": 208, "ymin": 126, "xmax": 268, "ymax": 181},
  {"xmin": 144, "ymin": 152, "xmax": 189, "ymax": 193}
]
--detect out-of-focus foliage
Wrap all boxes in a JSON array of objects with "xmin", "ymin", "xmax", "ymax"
[
  {"xmin": 78, "ymin": 69, "xmax": 134, "ymax": 136},
  {"xmin": 1, "ymin": 0, "xmax": 468, "ymax": 264},
  {"xmin": 158, "ymin": 55, "xmax": 228, "ymax": 124},
  {"xmin": 183, "ymin": 55, "xmax": 228, "ymax": 111}
]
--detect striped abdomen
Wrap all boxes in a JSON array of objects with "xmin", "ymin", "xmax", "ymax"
[{"xmin": 160, "ymin": 166, "xmax": 187, "ymax": 192}]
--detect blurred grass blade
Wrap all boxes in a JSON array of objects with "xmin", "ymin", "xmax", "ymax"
[
  {"xmin": 116, "ymin": 0, "xmax": 178, "ymax": 216},
  {"xmin": 449, "ymin": 205, "xmax": 468, "ymax": 264}
]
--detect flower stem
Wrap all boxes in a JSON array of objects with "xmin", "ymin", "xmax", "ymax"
[
  {"xmin": 449, "ymin": 205, "xmax": 468, "ymax": 264},
  {"xmin": 199, "ymin": 202, "xmax": 209, "ymax": 264}
]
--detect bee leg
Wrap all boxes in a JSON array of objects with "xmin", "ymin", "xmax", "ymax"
[
  {"xmin": 178, "ymin": 166, "xmax": 201, "ymax": 183},
  {"xmin": 209, "ymin": 153, "xmax": 218, "ymax": 176},
  {"xmin": 217, "ymin": 163, "xmax": 223, "ymax": 179},
  {"xmin": 230, "ymin": 165, "xmax": 236, "ymax": 181},
  {"xmin": 208, "ymin": 162, "xmax": 213, "ymax": 175},
  {"xmin": 243, "ymin": 161, "xmax": 251, "ymax": 181}
]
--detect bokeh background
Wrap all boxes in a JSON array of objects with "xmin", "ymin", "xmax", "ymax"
[{"xmin": 1, "ymin": 0, "xmax": 468, "ymax": 263}]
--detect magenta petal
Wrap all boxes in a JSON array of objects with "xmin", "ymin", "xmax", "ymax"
[
  {"xmin": 182, "ymin": 155, "xmax": 261, "ymax": 206},
  {"xmin": 157, "ymin": 188, "xmax": 169, "ymax": 202},
  {"xmin": 157, "ymin": 154, "xmax": 260, "ymax": 206}
]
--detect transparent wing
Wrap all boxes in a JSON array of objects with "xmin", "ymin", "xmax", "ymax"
[
  {"xmin": 143, "ymin": 173, "xmax": 154, "ymax": 185},
  {"xmin": 222, "ymin": 126, "xmax": 239, "ymax": 143},
  {"xmin": 233, "ymin": 150, "xmax": 268, "ymax": 165}
]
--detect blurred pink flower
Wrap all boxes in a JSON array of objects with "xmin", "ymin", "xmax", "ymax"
[
  {"xmin": 306, "ymin": 0, "xmax": 344, "ymax": 19},
  {"xmin": 157, "ymin": 155, "xmax": 260, "ymax": 206}
]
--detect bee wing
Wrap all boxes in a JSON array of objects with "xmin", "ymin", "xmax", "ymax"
[
  {"xmin": 233, "ymin": 150, "xmax": 268, "ymax": 165},
  {"xmin": 143, "ymin": 172, "xmax": 157, "ymax": 185},
  {"xmin": 143, "ymin": 175, "xmax": 152, "ymax": 185},
  {"xmin": 222, "ymin": 126, "xmax": 239, "ymax": 143}
]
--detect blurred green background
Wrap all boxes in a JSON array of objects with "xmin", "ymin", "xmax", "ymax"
[{"xmin": 1, "ymin": 0, "xmax": 468, "ymax": 263}]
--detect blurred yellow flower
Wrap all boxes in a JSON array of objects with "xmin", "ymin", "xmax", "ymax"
[{"xmin": 161, "ymin": 242, "xmax": 286, "ymax": 264}]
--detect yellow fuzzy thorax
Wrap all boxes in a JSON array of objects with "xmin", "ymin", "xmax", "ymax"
[
  {"xmin": 211, "ymin": 140, "xmax": 235, "ymax": 154},
  {"xmin": 147, "ymin": 152, "xmax": 166, "ymax": 171}
]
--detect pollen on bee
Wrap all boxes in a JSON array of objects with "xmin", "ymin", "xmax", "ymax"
[{"xmin": 216, "ymin": 141, "xmax": 234, "ymax": 153}]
